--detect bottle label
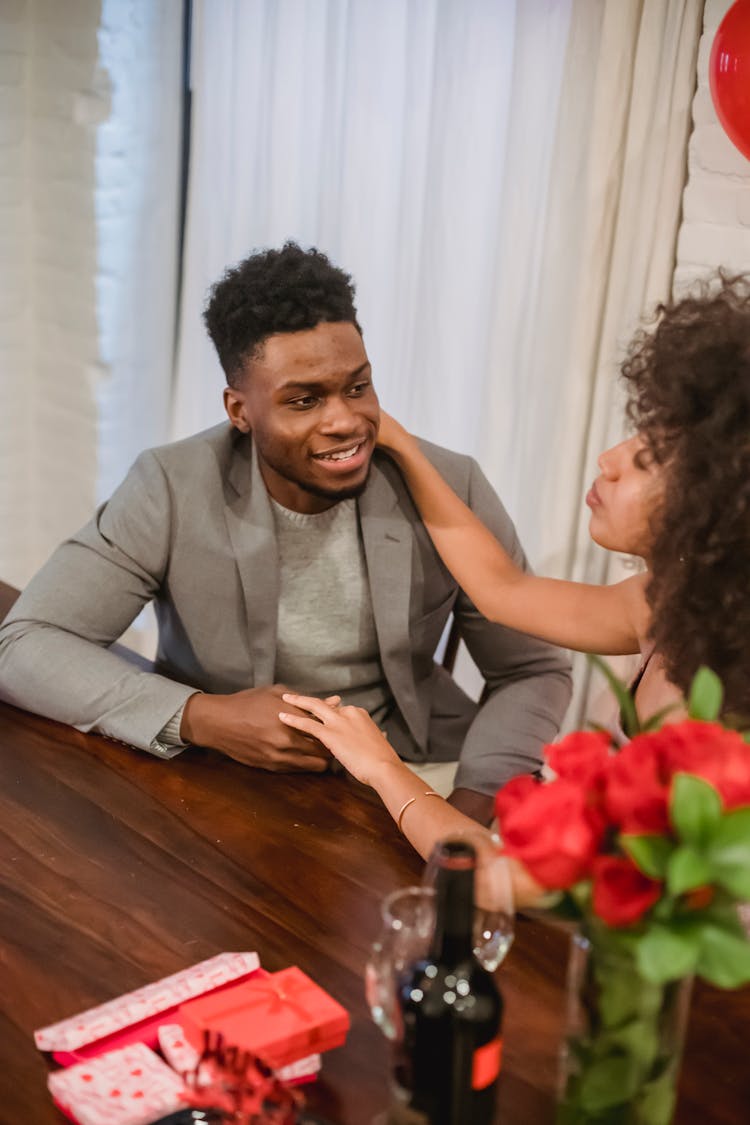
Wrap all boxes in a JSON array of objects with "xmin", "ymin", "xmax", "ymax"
[{"xmin": 471, "ymin": 1034, "xmax": 503, "ymax": 1090}]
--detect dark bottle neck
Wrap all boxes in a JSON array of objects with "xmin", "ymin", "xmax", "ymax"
[{"xmin": 429, "ymin": 842, "xmax": 476, "ymax": 966}]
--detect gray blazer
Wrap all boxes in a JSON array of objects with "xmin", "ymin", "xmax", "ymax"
[{"xmin": 0, "ymin": 424, "xmax": 571, "ymax": 794}]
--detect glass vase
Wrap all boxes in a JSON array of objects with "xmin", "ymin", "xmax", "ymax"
[{"xmin": 556, "ymin": 925, "xmax": 693, "ymax": 1125}]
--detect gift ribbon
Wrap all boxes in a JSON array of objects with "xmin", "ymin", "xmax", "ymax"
[{"xmin": 241, "ymin": 973, "xmax": 315, "ymax": 1023}]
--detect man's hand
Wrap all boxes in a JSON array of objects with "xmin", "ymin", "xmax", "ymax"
[
  {"xmin": 279, "ymin": 693, "xmax": 399, "ymax": 787},
  {"xmin": 447, "ymin": 787, "xmax": 495, "ymax": 826},
  {"xmin": 180, "ymin": 686, "xmax": 332, "ymax": 773}
]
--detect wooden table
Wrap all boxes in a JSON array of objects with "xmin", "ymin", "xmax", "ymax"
[{"xmin": 0, "ymin": 580, "xmax": 748, "ymax": 1123}]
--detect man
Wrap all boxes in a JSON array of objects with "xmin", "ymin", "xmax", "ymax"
[{"xmin": 0, "ymin": 243, "xmax": 570, "ymax": 823}]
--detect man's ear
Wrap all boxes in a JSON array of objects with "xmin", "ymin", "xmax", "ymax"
[{"xmin": 224, "ymin": 385, "xmax": 252, "ymax": 433}]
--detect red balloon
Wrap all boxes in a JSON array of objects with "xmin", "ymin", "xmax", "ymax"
[{"xmin": 710, "ymin": 0, "xmax": 750, "ymax": 160}]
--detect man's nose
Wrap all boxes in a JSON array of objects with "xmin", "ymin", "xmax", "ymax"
[{"xmin": 320, "ymin": 395, "xmax": 359, "ymax": 432}]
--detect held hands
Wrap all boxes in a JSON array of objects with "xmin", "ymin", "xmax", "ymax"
[
  {"xmin": 279, "ymin": 693, "xmax": 398, "ymax": 787},
  {"xmin": 278, "ymin": 694, "xmax": 546, "ymax": 910},
  {"xmin": 180, "ymin": 685, "xmax": 333, "ymax": 773}
]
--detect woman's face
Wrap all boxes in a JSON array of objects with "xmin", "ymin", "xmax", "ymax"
[{"xmin": 585, "ymin": 435, "xmax": 664, "ymax": 558}]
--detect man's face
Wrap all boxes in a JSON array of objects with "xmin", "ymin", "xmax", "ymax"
[{"xmin": 224, "ymin": 321, "xmax": 380, "ymax": 514}]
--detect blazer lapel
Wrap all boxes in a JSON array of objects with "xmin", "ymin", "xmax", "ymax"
[
  {"xmin": 224, "ymin": 436, "xmax": 279, "ymax": 685},
  {"xmin": 359, "ymin": 461, "xmax": 427, "ymax": 748}
]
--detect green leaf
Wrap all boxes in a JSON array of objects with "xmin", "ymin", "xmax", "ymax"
[
  {"xmin": 595, "ymin": 969, "xmax": 643, "ymax": 1026},
  {"xmin": 597, "ymin": 1017, "xmax": 659, "ymax": 1069},
  {"xmin": 579, "ymin": 1055, "xmax": 643, "ymax": 1112},
  {"xmin": 706, "ymin": 808, "xmax": 750, "ymax": 898},
  {"xmin": 639, "ymin": 702, "xmax": 682, "ymax": 732},
  {"xmin": 588, "ymin": 654, "xmax": 640, "ymax": 737},
  {"xmin": 622, "ymin": 833, "xmax": 674, "ymax": 879},
  {"xmin": 707, "ymin": 806, "xmax": 750, "ymax": 851},
  {"xmin": 636, "ymin": 923, "xmax": 700, "ymax": 983},
  {"xmin": 666, "ymin": 846, "xmax": 713, "ymax": 896},
  {"xmin": 634, "ymin": 1065, "xmax": 680, "ymax": 1125},
  {"xmin": 669, "ymin": 773, "xmax": 722, "ymax": 846},
  {"xmin": 695, "ymin": 920, "xmax": 750, "ymax": 988},
  {"xmin": 687, "ymin": 666, "xmax": 723, "ymax": 721},
  {"xmin": 652, "ymin": 894, "xmax": 678, "ymax": 923},
  {"xmin": 710, "ymin": 861, "xmax": 750, "ymax": 900}
]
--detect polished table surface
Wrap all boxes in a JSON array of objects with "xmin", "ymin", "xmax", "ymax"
[{"xmin": 0, "ymin": 579, "xmax": 748, "ymax": 1123}]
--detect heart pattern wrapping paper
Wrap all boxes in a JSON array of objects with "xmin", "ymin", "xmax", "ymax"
[
  {"xmin": 35, "ymin": 952, "xmax": 261, "ymax": 1054},
  {"xmin": 47, "ymin": 1043, "xmax": 187, "ymax": 1125}
]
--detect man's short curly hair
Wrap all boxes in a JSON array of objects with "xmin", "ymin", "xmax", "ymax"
[
  {"xmin": 204, "ymin": 242, "xmax": 361, "ymax": 386},
  {"xmin": 622, "ymin": 274, "xmax": 750, "ymax": 719}
]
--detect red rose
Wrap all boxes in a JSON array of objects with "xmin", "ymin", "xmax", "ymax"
[
  {"xmin": 496, "ymin": 777, "xmax": 604, "ymax": 890},
  {"xmin": 658, "ymin": 721, "xmax": 750, "ymax": 811},
  {"xmin": 546, "ymin": 730, "xmax": 611, "ymax": 792},
  {"xmin": 494, "ymin": 774, "xmax": 539, "ymax": 823},
  {"xmin": 604, "ymin": 737, "xmax": 672, "ymax": 834},
  {"xmin": 591, "ymin": 855, "xmax": 662, "ymax": 927}
]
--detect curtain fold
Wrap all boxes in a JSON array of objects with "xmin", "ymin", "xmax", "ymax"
[
  {"xmin": 172, "ymin": 0, "xmax": 703, "ymax": 725},
  {"xmin": 172, "ymin": 0, "xmax": 573, "ymax": 447},
  {"xmin": 555, "ymin": 0, "xmax": 703, "ymax": 725}
]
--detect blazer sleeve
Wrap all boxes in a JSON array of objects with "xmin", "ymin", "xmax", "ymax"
[
  {"xmin": 0, "ymin": 450, "xmax": 196, "ymax": 752},
  {"xmin": 451, "ymin": 457, "xmax": 572, "ymax": 796}
]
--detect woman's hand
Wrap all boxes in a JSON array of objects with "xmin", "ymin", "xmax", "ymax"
[
  {"xmin": 280, "ymin": 695, "xmax": 546, "ymax": 910},
  {"xmin": 376, "ymin": 411, "xmax": 417, "ymax": 458},
  {"xmin": 279, "ymin": 693, "xmax": 399, "ymax": 787}
]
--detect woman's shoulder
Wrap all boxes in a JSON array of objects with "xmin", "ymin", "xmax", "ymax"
[{"xmin": 618, "ymin": 571, "xmax": 652, "ymax": 647}]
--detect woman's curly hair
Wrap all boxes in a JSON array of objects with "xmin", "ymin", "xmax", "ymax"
[
  {"xmin": 622, "ymin": 274, "xmax": 750, "ymax": 719},
  {"xmin": 204, "ymin": 241, "xmax": 361, "ymax": 386}
]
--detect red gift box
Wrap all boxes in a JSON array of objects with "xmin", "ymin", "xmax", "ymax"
[
  {"xmin": 34, "ymin": 951, "xmax": 262, "ymax": 1066},
  {"xmin": 178, "ymin": 966, "xmax": 350, "ymax": 1069}
]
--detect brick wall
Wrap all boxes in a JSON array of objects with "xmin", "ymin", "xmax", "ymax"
[
  {"xmin": 0, "ymin": 0, "xmax": 33, "ymax": 585},
  {"xmin": 675, "ymin": 0, "xmax": 750, "ymax": 291},
  {"xmin": 3, "ymin": 0, "xmax": 749, "ymax": 597},
  {"xmin": 0, "ymin": 0, "xmax": 102, "ymax": 589},
  {"xmin": 0, "ymin": 0, "xmax": 180, "ymax": 589}
]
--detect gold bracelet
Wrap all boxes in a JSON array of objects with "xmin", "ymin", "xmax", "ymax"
[{"xmin": 396, "ymin": 790, "xmax": 443, "ymax": 833}]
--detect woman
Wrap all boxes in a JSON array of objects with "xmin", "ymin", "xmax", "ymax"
[{"xmin": 278, "ymin": 276, "xmax": 750, "ymax": 904}]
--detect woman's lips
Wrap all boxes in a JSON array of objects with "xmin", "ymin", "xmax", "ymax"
[{"xmin": 586, "ymin": 482, "xmax": 602, "ymax": 509}]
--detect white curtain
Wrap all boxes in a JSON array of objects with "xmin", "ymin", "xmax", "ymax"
[
  {"xmin": 545, "ymin": 0, "xmax": 703, "ymax": 724},
  {"xmin": 94, "ymin": 0, "xmax": 184, "ymax": 502},
  {"xmin": 172, "ymin": 0, "xmax": 574, "ymax": 447},
  {"xmin": 173, "ymin": 0, "xmax": 703, "ymax": 724}
]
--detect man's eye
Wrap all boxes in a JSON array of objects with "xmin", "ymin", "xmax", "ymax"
[
  {"xmin": 290, "ymin": 396, "xmax": 317, "ymax": 409},
  {"xmin": 349, "ymin": 381, "xmax": 370, "ymax": 397}
]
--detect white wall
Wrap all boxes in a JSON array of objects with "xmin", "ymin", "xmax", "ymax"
[
  {"xmin": 675, "ymin": 0, "xmax": 750, "ymax": 288},
  {"xmin": 1, "ymin": 0, "xmax": 101, "ymax": 589},
  {"xmin": 0, "ymin": 0, "xmax": 32, "ymax": 584},
  {"xmin": 3, "ymin": 0, "xmax": 749, "ymax": 640},
  {"xmin": 0, "ymin": 0, "xmax": 181, "ymax": 589}
]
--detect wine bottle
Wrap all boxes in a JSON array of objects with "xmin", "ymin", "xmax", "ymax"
[{"xmin": 393, "ymin": 840, "xmax": 503, "ymax": 1125}]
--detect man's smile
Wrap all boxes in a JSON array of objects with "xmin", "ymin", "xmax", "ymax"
[{"xmin": 313, "ymin": 440, "xmax": 369, "ymax": 467}]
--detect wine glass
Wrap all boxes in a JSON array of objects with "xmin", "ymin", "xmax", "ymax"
[
  {"xmin": 365, "ymin": 849, "xmax": 514, "ymax": 1041},
  {"xmin": 365, "ymin": 885, "xmax": 436, "ymax": 1041},
  {"xmin": 423, "ymin": 836, "xmax": 515, "ymax": 972}
]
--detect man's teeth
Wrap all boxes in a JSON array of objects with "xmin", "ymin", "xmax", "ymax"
[{"xmin": 320, "ymin": 444, "xmax": 360, "ymax": 461}]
